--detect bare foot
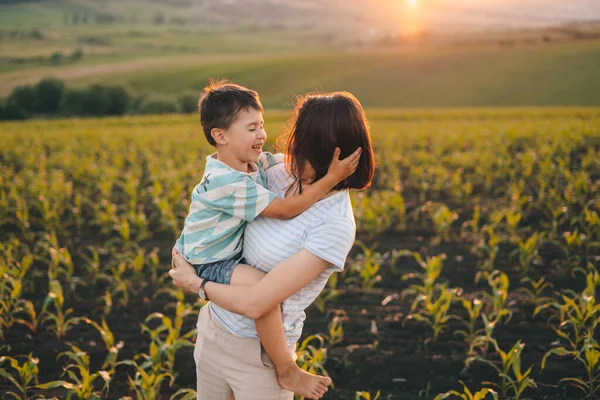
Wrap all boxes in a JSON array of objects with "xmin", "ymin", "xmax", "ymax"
[{"xmin": 278, "ymin": 365, "xmax": 331, "ymax": 399}]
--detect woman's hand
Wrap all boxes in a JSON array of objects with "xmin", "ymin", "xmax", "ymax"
[
  {"xmin": 169, "ymin": 249, "xmax": 202, "ymax": 294},
  {"xmin": 327, "ymin": 147, "xmax": 362, "ymax": 182}
]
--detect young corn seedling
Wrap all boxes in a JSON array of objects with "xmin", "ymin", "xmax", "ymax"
[
  {"xmin": 348, "ymin": 241, "xmax": 385, "ymax": 291},
  {"xmin": 405, "ymin": 287, "xmax": 457, "ymax": 341},
  {"xmin": 42, "ymin": 232, "xmax": 74, "ymax": 284},
  {"xmin": 540, "ymin": 205, "xmax": 569, "ymax": 237},
  {"xmin": 428, "ymin": 203, "xmax": 459, "ymax": 244},
  {"xmin": 400, "ymin": 251, "xmax": 447, "ymax": 303},
  {"xmin": 434, "ymin": 380, "xmax": 498, "ymax": 400},
  {"xmin": 517, "ymin": 277, "xmax": 554, "ymax": 317},
  {"xmin": 80, "ymin": 245, "xmax": 112, "ymax": 287},
  {"xmin": 483, "ymin": 270, "xmax": 513, "ymax": 325},
  {"xmin": 355, "ymin": 390, "xmax": 381, "ymax": 400},
  {"xmin": 140, "ymin": 291, "xmax": 197, "ymax": 379},
  {"xmin": 551, "ymin": 229, "xmax": 587, "ymax": 272},
  {"xmin": 537, "ymin": 262, "xmax": 599, "ymax": 351},
  {"xmin": 0, "ymin": 354, "xmax": 40, "ymax": 400},
  {"xmin": 0, "ymin": 253, "xmax": 37, "ymax": 339},
  {"xmin": 469, "ymin": 313, "xmax": 500, "ymax": 357},
  {"xmin": 117, "ymin": 358, "xmax": 174, "ymax": 400},
  {"xmin": 452, "ymin": 297, "xmax": 485, "ymax": 355},
  {"xmin": 170, "ymin": 388, "xmax": 198, "ymax": 400},
  {"xmin": 327, "ymin": 314, "xmax": 345, "ymax": 346},
  {"xmin": 466, "ymin": 339, "xmax": 536, "ymax": 399},
  {"xmin": 542, "ymin": 333, "xmax": 600, "ymax": 398},
  {"xmin": 37, "ymin": 345, "xmax": 112, "ymax": 399},
  {"xmin": 82, "ymin": 318, "xmax": 124, "ymax": 370},
  {"xmin": 510, "ymin": 232, "xmax": 543, "ymax": 276},
  {"xmin": 460, "ymin": 204, "xmax": 481, "ymax": 242},
  {"xmin": 295, "ymin": 334, "xmax": 331, "ymax": 388},
  {"xmin": 474, "ymin": 226, "xmax": 502, "ymax": 282},
  {"xmin": 40, "ymin": 279, "xmax": 82, "ymax": 340},
  {"xmin": 314, "ymin": 273, "xmax": 343, "ymax": 314}
]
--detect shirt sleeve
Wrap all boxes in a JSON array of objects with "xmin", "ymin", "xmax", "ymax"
[
  {"xmin": 224, "ymin": 176, "xmax": 276, "ymax": 222},
  {"xmin": 258, "ymin": 152, "xmax": 285, "ymax": 170},
  {"xmin": 303, "ymin": 216, "xmax": 356, "ymax": 272}
]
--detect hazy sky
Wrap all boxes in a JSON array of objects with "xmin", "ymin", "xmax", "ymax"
[{"xmin": 380, "ymin": 0, "xmax": 600, "ymax": 32}]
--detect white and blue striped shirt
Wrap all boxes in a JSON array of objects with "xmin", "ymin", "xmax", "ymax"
[
  {"xmin": 176, "ymin": 152, "xmax": 282, "ymax": 264},
  {"xmin": 210, "ymin": 163, "xmax": 356, "ymax": 346}
]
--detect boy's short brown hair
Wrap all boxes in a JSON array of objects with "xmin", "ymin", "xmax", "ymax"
[{"xmin": 198, "ymin": 80, "xmax": 264, "ymax": 146}]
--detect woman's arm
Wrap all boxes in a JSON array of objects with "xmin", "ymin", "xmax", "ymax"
[{"xmin": 169, "ymin": 249, "xmax": 330, "ymax": 319}]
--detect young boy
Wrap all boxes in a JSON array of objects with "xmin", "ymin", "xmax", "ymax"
[{"xmin": 175, "ymin": 80, "xmax": 361, "ymax": 399}]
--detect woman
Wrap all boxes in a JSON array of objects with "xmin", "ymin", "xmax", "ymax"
[{"xmin": 170, "ymin": 91, "xmax": 375, "ymax": 400}]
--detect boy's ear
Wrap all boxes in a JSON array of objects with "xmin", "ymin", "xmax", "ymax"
[{"xmin": 211, "ymin": 128, "xmax": 227, "ymax": 145}]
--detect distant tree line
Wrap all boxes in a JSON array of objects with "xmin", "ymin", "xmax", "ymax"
[{"xmin": 0, "ymin": 78, "xmax": 198, "ymax": 120}]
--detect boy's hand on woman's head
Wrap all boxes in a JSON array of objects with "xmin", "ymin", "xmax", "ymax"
[{"xmin": 327, "ymin": 147, "xmax": 362, "ymax": 181}]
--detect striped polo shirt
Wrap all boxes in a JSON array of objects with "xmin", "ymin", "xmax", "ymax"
[
  {"xmin": 209, "ymin": 163, "xmax": 356, "ymax": 346},
  {"xmin": 176, "ymin": 152, "xmax": 282, "ymax": 264}
]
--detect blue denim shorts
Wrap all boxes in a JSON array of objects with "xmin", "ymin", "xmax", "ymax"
[{"xmin": 193, "ymin": 254, "xmax": 245, "ymax": 285}]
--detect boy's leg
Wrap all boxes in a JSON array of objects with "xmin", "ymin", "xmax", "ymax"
[{"xmin": 230, "ymin": 265, "xmax": 330, "ymax": 400}]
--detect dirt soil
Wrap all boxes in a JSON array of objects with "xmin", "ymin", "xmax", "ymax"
[{"xmin": 1, "ymin": 230, "xmax": 590, "ymax": 399}]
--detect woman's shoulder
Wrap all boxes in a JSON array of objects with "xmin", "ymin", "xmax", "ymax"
[
  {"xmin": 309, "ymin": 190, "xmax": 356, "ymax": 231},
  {"xmin": 265, "ymin": 164, "xmax": 294, "ymax": 198}
]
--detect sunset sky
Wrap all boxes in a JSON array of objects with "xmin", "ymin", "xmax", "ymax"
[{"xmin": 377, "ymin": 0, "xmax": 600, "ymax": 35}]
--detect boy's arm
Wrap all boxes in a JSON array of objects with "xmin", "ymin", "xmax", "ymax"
[{"xmin": 261, "ymin": 147, "xmax": 361, "ymax": 220}]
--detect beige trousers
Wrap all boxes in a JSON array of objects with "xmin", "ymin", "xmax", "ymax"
[{"xmin": 194, "ymin": 305, "xmax": 294, "ymax": 400}]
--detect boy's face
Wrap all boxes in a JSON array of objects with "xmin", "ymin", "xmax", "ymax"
[{"xmin": 223, "ymin": 107, "xmax": 266, "ymax": 164}]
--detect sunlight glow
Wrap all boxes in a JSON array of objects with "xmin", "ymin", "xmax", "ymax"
[{"xmin": 405, "ymin": 0, "xmax": 419, "ymax": 9}]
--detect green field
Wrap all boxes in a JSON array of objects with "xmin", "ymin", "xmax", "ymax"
[
  {"xmin": 1, "ymin": 108, "xmax": 599, "ymax": 398},
  {"xmin": 2, "ymin": 1, "xmax": 600, "ymax": 108}
]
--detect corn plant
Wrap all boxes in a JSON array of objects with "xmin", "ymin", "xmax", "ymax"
[
  {"xmin": 509, "ymin": 232, "xmax": 543, "ymax": 276},
  {"xmin": 482, "ymin": 270, "xmax": 513, "ymax": 325},
  {"xmin": 0, "ymin": 252, "xmax": 37, "ymax": 340},
  {"xmin": 37, "ymin": 345, "xmax": 112, "ymax": 399},
  {"xmin": 460, "ymin": 204, "xmax": 481, "ymax": 242},
  {"xmin": 542, "ymin": 333, "xmax": 600, "ymax": 398},
  {"xmin": 452, "ymin": 297, "xmax": 485, "ymax": 354},
  {"xmin": 117, "ymin": 358, "xmax": 174, "ymax": 400},
  {"xmin": 314, "ymin": 273, "xmax": 343, "ymax": 313},
  {"xmin": 0, "ymin": 354, "xmax": 40, "ymax": 400},
  {"xmin": 80, "ymin": 245, "xmax": 112, "ymax": 286},
  {"xmin": 536, "ymin": 262, "xmax": 599, "ymax": 351},
  {"xmin": 139, "ymin": 290, "xmax": 197, "ymax": 379},
  {"xmin": 295, "ymin": 334, "xmax": 331, "ymax": 387},
  {"xmin": 82, "ymin": 318, "xmax": 124, "ymax": 370},
  {"xmin": 356, "ymin": 390, "xmax": 381, "ymax": 400},
  {"xmin": 400, "ymin": 251, "xmax": 447, "ymax": 304},
  {"xmin": 41, "ymin": 232, "xmax": 74, "ymax": 283},
  {"xmin": 348, "ymin": 241, "xmax": 385, "ymax": 291},
  {"xmin": 170, "ymin": 388, "xmax": 198, "ymax": 400},
  {"xmin": 434, "ymin": 381, "xmax": 498, "ymax": 400},
  {"xmin": 327, "ymin": 314, "xmax": 345, "ymax": 346},
  {"xmin": 474, "ymin": 226, "xmax": 503, "ymax": 281},
  {"xmin": 431, "ymin": 204, "xmax": 460, "ymax": 244},
  {"xmin": 466, "ymin": 339, "xmax": 537, "ymax": 399},
  {"xmin": 40, "ymin": 279, "xmax": 82, "ymax": 340},
  {"xmin": 580, "ymin": 204, "xmax": 600, "ymax": 242},
  {"xmin": 517, "ymin": 277, "xmax": 554, "ymax": 316},
  {"xmin": 405, "ymin": 287, "xmax": 456, "ymax": 341},
  {"xmin": 551, "ymin": 229, "xmax": 587, "ymax": 272}
]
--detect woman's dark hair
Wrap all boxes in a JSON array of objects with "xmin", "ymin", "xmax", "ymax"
[
  {"xmin": 282, "ymin": 92, "xmax": 375, "ymax": 192},
  {"xmin": 198, "ymin": 79, "xmax": 263, "ymax": 146}
]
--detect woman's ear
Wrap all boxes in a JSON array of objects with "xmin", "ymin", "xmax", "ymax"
[{"xmin": 211, "ymin": 128, "xmax": 227, "ymax": 145}]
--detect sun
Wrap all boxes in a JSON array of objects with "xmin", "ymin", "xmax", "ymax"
[{"xmin": 405, "ymin": 0, "xmax": 419, "ymax": 9}]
